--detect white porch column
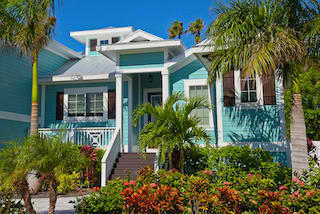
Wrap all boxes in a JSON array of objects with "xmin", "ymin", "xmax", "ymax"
[
  {"xmin": 161, "ymin": 68, "xmax": 170, "ymax": 104},
  {"xmin": 40, "ymin": 84, "xmax": 46, "ymax": 127},
  {"xmin": 116, "ymin": 72, "xmax": 123, "ymax": 152}
]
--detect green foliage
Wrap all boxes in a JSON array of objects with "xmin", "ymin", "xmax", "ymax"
[
  {"xmin": 0, "ymin": 193, "xmax": 27, "ymax": 214},
  {"xmin": 167, "ymin": 20, "xmax": 187, "ymax": 39},
  {"xmin": 57, "ymin": 171, "xmax": 80, "ymax": 194},
  {"xmin": 184, "ymin": 146, "xmax": 209, "ymax": 174},
  {"xmin": 133, "ymin": 92, "xmax": 211, "ymax": 172},
  {"xmin": 71, "ymin": 178, "xmax": 125, "ymax": 214},
  {"xmin": 285, "ymin": 67, "xmax": 320, "ymax": 141}
]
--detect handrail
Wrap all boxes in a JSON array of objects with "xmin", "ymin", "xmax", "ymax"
[{"xmin": 101, "ymin": 128, "xmax": 120, "ymax": 187}]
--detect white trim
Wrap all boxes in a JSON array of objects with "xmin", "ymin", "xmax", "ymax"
[
  {"xmin": 184, "ymin": 79, "xmax": 214, "ymax": 128},
  {"xmin": 168, "ymin": 56, "xmax": 197, "ymax": 74},
  {"xmin": 118, "ymin": 29, "xmax": 163, "ymax": 43},
  {"xmin": 0, "ymin": 111, "xmax": 31, "ymax": 123},
  {"xmin": 120, "ymin": 67, "xmax": 164, "ymax": 74},
  {"xmin": 138, "ymin": 73, "xmax": 141, "ymax": 134},
  {"xmin": 50, "ymin": 74, "xmax": 110, "ymax": 82},
  {"xmin": 216, "ymin": 77, "xmax": 223, "ymax": 144},
  {"xmin": 63, "ymin": 87, "xmax": 108, "ymax": 123},
  {"xmin": 116, "ymin": 73, "xmax": 123, "ymax": 152},
  {"xmin": 277, "ymin": 76, "xmax": 287, "ymax": 141},
  {"xmin": 40, "ymin": 84, "xmax": 46, "ymax": 127},
  {"xmin": 234, "ymin": 70, "xmax": 264, "ymax": 108},
  {"xmin": 45, "ymin": 46, "xmax": 70, "ymax": 60},
  {"xmin": 128, "ymin": 77, "xmax": 133, "ymax": 152}
]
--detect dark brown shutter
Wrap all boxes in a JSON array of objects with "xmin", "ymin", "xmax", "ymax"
[
  {"xmin": 90, "ymin": 39, "xmax": 97, "ymax": 51},
  {"xmin": 56, "ymin": 92, "xmax": 64, "ymax": 120},
  {"xmin": 112, "ymin": 37, "xmax": 119, "ymax": 44},
  {"xmin": 263, "ymin": 74, "xmax": 276, "ymax": 105},
  {"xmin": 108, "ymin": 90, "xmax": 116, "ymax": 119},
  {"xmin": 223, "ymin": 71, "xmax": 235, "ymax": 106}
]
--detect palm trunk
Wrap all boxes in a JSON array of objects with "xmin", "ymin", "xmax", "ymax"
[
  {"xmin": 48, "ymin": 178, "xmax": 58, "ymax": 214},
  {"xmin": 179, "ymin": 148, "xmax": 184, "ymax": 174},
  {"xmin": 30, "ymin": 52, "xmax": 38, "ymax": 134},
  {"xmin": 20, "ymin": 180, "xmax": 37, "ymax": 214},
  {"xmin": 291, "ymin": 93, "xmax": 309, "ymax": 175}
]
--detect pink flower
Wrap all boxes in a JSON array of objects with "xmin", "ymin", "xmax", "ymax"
[
  {"xmin": 281, "ymin": 190, "xmax": 285, "ymax": 195},
  {"xmin": 252, "ymin": 200, "xmax": 258, "ymax": 205},
  {"xmin": 244, "ymin": 191, "xmax": 248, "ymax": 195},
  {"xmin": 182, "ymin": 180, "xmax": 185, "ymax": 184},
  {"xmin": 124, "ymin": 182, "xmax": 129, "ymax": 186},
  {"xmin": 93, "ymin": 187, "xmax": 100, "ymax": 192},
  {"xmin": 234, "ymin": 190, "xmax": 238, "ymax": 194},
  {"xmin": 150, "ymin": 183, "xmax": 157, "ymax": 188},
  {"xmin": 129, "ymin": 180, "xmax": 135, "ymax": 185},
  {"xmin": 202, "ymin": 170, "xmax": 207, "ymax": 174},
  {"xmin": 247, "ymin": 173, "xmax": 253, "ymax": 177},
  {"xmin": 223, "ymin": 182, "xmax": 231, "ymax": 185},
  {"xmin": 279, "ymin": 186, "xmax": 288, "ymax": 190},
  {"xmin": 180, "ymin": 206, "xmax": 184, "ymax": 211},
  {"xmin": 163, "ymin": 174, "xmax": 166, "ymax": 177},
  {"xmin": 298, "ymin": 181, "xmax": 305, "ymax": 187},
  {"xmin": 294, "ymin": 191, "xmax": 299, "ymax": 196},
  {"xmin": 292, "ymin": 178, "xmax": 299, "ymax": 182},
  {"xmin": 209, "ymin": 170, "xmax": 213, "ymax": 175},
  {"xmin": 293, "ymin": 212, "xmax": 298, "ymax": 214},
  {"xmin": 306, "ymin": 192, "xmax": 311, "ymax": 197},
  {"xmin": 291, "ymin": 195, "xmax": 295, "ymax": 198}
]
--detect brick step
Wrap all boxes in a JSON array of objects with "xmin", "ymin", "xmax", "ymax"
[{"xmin": 119, "ymin": 153, "xmax": 156, "ymax": 158}]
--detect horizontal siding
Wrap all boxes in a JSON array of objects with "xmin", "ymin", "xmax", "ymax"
[
  {"xmin": 45, "ymin": 82, "xmax": 116, "ymax": 127},
  {"xmin": 38, "ymin": 49, "xmax": 68, "ymax": 75},
  {"xmin": 0, "ymin": 119, "xmax": 29, "ymax": 148},
  {"xmin": 170, "ymin": 60, "xmax": 209, "ymax": 94},
  {"xmin": 222, "ymin": 78, "xmax": 281, "ymax": 142},
  {"xmin": 120, "ymin": 52, "xmax": 164, "ymax": 69},
  {"xmin": 0, "ymin": 47, "xmax": 68, "ymax": 115}
]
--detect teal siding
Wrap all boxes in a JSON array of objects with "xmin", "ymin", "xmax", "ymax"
[
  {"xmin": 38, "ymin": 49, "xmax": 68, "ymax": 75},
  {"xmin": 45, "ymin": 82, "xmax": 116, "ymax": 127},
  {"xmin": 221, "ymin": 78, "xmax": 281, "ymax": 142},
  {"xmin": 270, "ymin": 152, "xmax": 287, "ymax": 167},
  {"xmin": 120, "ymin": 52, "xmax": 164, "ymax": 69},
  {"xmin": 170, "ymin": 59, "xmax": 217, "ymax": 145},
  {"xmin": 132, "ymin": 74, "xmax": 140, "ymax": 146},
  {"xmin": 0, "ymin": 119, "xmax": 29, "ymax": 148},
  {"xmin": 170, "ymin": 60, "xmax": 209, "ymax": 94}
]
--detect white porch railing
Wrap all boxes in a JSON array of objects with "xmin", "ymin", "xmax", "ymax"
[
  {"xmin": 38, "ymin": 127, "xmax": 116, "ymax": 150},
  {"xmin": 101, "ymin": 128, "xmax": 120, "ymax": 187}
]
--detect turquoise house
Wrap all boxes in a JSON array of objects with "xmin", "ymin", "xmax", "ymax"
[{"xmin": 0, "ymin": 26, "xmax": 290, "ymax": 185}]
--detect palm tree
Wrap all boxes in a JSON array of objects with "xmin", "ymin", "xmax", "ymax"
[
  {"xmin": 0, "ymin": 0, "xmax": 59, "ymax": 134},
  {"xmin": 20, "ymin": 135, "xmax": 84, "ymax": 214},
  {"xmin": 167, "ymin": 20, "xmax": 187, "ymax": 39},
  {"xmin": 132, "ymin": 92, "xmax": 211, "ymax": 173},
  {"xmin": 206, "ymin": 0, "xmax": 313, "ymax": 174},
  {"xmin": 0, "ymin": 142, "xmax": 36, "ymax": 214},
  {"xmin": 188, "ymin": 18, "xmax": 204, "ymax": 44}
]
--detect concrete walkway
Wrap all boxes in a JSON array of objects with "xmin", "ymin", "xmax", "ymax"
[{"xmin": 15, "ymin": 196, "xmax": 87, "ymax": 214}]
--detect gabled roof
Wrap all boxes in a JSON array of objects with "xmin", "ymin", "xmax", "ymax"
[
  {"xmin": 118, "ymin": 29, "xmax": 163, "ymax": 43},
  {"xmin": 45, "ymin": 40, "xmax": 83, "ymax": 60},
  {"xmin": 39, "ymin": 55, "xmax": 116, "ymax": 82}
]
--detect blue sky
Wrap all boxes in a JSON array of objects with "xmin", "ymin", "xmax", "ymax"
[{"xmin": 53, "ymin": 0, "xmax": 215, "ymax": 52}]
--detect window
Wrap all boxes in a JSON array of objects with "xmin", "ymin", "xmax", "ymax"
[
  {"xmin": 56, "ymin": 92, "xmax": 64, "ymax": 120},
  {"xmin": 90, "ymin": 39, "xmax": 97, "ymax": 51},
  {"xmin": 63, "ymin": 87, "xmax": 108, "ymax": 122},
  {"xmin": 223, "ymin": 70, "xmax": 276, "ymax": 107},
  {"xmin": 112, "ymin": 37, "xmax": 120, "ymax": 43},
  {"xmin": 100, "ymin": 40, "xmax": 108, "ymax": 45},
  {"xmin": 190, "ymin": 85, "xmax": 209, "ymax": 125},
  {"xmin": 184, "ymin": 79, "xmax": 213, "ymax": 127}
]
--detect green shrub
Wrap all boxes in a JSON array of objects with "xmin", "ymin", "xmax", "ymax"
[
  {"xmin": 57, "ymin": 171, "xmax": 80, "ymax": 194},
  {"xmin": 71, "ymin": 178, "xmax": 125, "ymax": 214},
  {"xmin": 0, "ymin": 193, "xmax": 26, "ymax": 214}
]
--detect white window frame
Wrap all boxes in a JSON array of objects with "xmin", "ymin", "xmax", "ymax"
[
  {"xmin": 63, "ymin": 87, "xmax": 108, "ymax": 122},
  {"xmin": 234, "ymin": 70, "xmax": 263, "ymax": 108},
  {"xmin": 184, "ymin": 79, "xmax": 214, "ymax": 128}
]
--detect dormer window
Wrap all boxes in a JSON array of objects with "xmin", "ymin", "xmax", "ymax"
[
  {"xmin": 100, "ymin": 40, "xmax": 108, "ymax": 45},
  {"xmin": 112, "ymin": 37, "xmax": 120, "ymax": 43},
  {"xmin": 90, "ymin": 39, "xmax": 97, "ymax": 51}
]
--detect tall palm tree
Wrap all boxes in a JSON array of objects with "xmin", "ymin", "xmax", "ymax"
[
  {"xmin": 0, "ymin": 142, "xmax": 36, "ymax": 214},
  {"xmin": 167, "ymin": 20, "xmax": 187, "ymax": 39},
  {"xmin": 206, "ymin": 0, "xmax": 313, "ymax": 174},
  {"xmin": 188, "ymin": 18, "xmax": 204, "ymax": 44},
  {"xmin": 0, "ymin": 0, "xmax": 59, "ymax": 134},
  {"xmin": 133, "ymin": 92, "xmax": 211, "ymax": 173},
  {"xmin": 20, "ymin": 135, "xmax": 84, "ymax": 214}
]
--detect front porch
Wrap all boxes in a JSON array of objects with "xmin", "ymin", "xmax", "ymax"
[{"xmin": 38, "ymin": 127, "xmax": 116, "ymax": 150}]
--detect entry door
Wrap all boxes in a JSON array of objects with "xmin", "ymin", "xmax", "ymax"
[{"xmin": 148, "ymin": 92, "xmax": 162, "ymax": 123}]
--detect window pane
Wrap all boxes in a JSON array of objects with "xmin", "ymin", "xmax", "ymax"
[
  {"xmin": 68, "ymin": 95, "xmax": 76, "ymax": 101},
  {"xmin": 249, "ymin": 80, "xmax": 256, "ymax": 90},
  {"xmin": 241, "ymin": 92, "xmax": 248, "ymax": 102},
  {"xmin": 68, "ymin": 103, "xmax": 76, "ymax": 110},
  {"xmin": 250, "ymin": 92, "xmax": 257, "ymax": 102},
  {"xmin": 202, "ymin": 86, "xmax": 208, "ymax": 97},
  {"xmin": 190, "ymin": 86, "xmax": 196, "ymax": 98}
]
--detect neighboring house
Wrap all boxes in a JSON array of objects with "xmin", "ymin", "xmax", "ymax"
[{"xmin": 0, "ymin": 26, "xmax": 290, "ymax": 185}]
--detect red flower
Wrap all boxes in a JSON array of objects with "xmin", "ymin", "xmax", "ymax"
[
  {"xmin": 129, "ymin": 180, "xmax": 135, "ymax": 185},
  {"xmin": 124, "ymin": 182, "xmax": 129, "ymax": 186},
  {"xmin": 150, "ymin": 183, "xmax": 157, "ymax": 188},
  {"xmin": 93, "ymin": 187, "xmax": 100, "ymax": 192}
]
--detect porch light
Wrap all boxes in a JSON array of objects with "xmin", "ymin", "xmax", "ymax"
[{"xmin": 148, "ymin": 73, "xmax": 153, "ymax": 83}]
